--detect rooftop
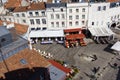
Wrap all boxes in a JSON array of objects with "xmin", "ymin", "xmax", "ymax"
[
  {"xmin": 13, "ymin": 6, "xmax": 28, "ymax": 12},
  {"xmin": 0, "ymin": 48, "xmax": 51, "ymax": 79},
  {"xmin": 27, "ymin": 2, "xmax": 46, "ymax": 11},
  {"xmin": 0, "ymin": 20, "xmax": 28, "ymax": 35},
  {"xmin": 14, "ymin": 23, "xmax": 28, "ymax": 35},
  {"xmin": 46, "ymin": 3, "xmax": 66, "ymax": 8},
  {"xmin": 49, "ymin": 60, "xmax": 71, "ymax": 73},
  {"xmin": 4, "ymin": 0, "xmax": 22, "ymax": 8},
  {"xmin": 0, "ymin": 26, "xmax": 10, "ymax": 37}
]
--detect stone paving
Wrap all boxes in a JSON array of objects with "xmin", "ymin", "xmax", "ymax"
[{"xmin": 34, "ymin": 38, "xmax": 119, "ymax": 80}]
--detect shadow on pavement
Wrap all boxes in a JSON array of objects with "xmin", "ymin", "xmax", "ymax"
[
  {"xmin": 116, "ymin": 67, "xmax": 120, "ymax": 80},
  {"xmin": 0, "ymin": 67, "xmax": 50, "ymax": 80},
  {"xmin": 104, "ymin": 44, "xmax": 115, "ymax": 54}
]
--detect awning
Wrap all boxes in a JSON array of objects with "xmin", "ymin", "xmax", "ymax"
[
  {"xmin": 111, "ymin": 41, "xmax": 120, "ymax": 52},
  {"xmin": 66, "ymin": 34, "xmax": 85, "ymax": 40},
  {"xmin": 64, "ymin": 28, "xmax": 81, "ymax": 33},
  {"xmin": 29, "ymin": 30, "xmax": 64, "ymax": 38},
  {"xmin": 88, "ymin": 27, "xmax": 115, "ymax": 37}
]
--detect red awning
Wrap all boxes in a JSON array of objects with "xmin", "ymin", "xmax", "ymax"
[
  {"xmin": 64, "ymin": 28, "xmax": 82, "ymax": 33},
  {"xmin": 48, "ymin": 60, "xmax": 71, "ymax": 73},
  {"xmin": 66, "ymin": 34, "xmax": 85, "ymax": 40}
]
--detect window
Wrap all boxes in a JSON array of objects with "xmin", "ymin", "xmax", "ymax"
[
  {"xmin": 82, "ymin": 21, "xmax": 85, "ymax": 25},
  {"xmin": 62, "ymin": 22, "xmax": 65, "ymax": 27},
  {"xmin": 56, "ymin": 14, "xmax": 60, "ymax": 19},
  {"xmin": 98, "ymin": 6, "xmax": 101, "ymax": 11},
  {"xmin": 61, "ymin": 8, "xmax": 63, "ymax": 12},
  {"xmin": 51, "ymin": 14, "xmax": 54, "ymax": 19},
  {"xmin": 75, "ymin": 21, "xmax": 79, "ymax": 25},
  {"xmin": 111, "ymin": 16, "xmax": 113, "ymax": 20},
  {"xmin": 69, "ymin": 9, "xmax": 72, "ymax": 13},
  {"xmin": 29, "ymin": 12, "xmax": 33, "ymax": 16},
  {"xmin": 36, "ymin": 28, "xmax": 41, "ymax": 30},
  {"xmin": 41, "ymin": 11, "xmax": 45, "ymax": 16},
  {"xmin": 31, "ymin": 28, "xmax": 35, "ymax": 30},
  {"xmin": 69, "ymin": 22, "xmax": 72, "ymax": 26},
  {"xmin": 43, "ymin": 27, "xmax": 47, "ymax": 30},
  {"xmin": 51, "ymin": 22, "xmax": 54, "ymax": 27},
  {"xmin": 82, "ymin": 15, "xmax": 85, "ymax": 19},
  {"xmin": 35, "ymin": 12, "xmax": 39, "ymax": 16},
  {"xmin": 117, "ymin": 15, "xmax": 119, "ymax": 18},
  {"xmin": 56, "ymin": 22, "xmax": 59, "ymax": 27},
  {"xmin": 92, "ymin": 22, "xmax": 94, "ymax": 25},
  {"xmin": 103, "ymin": 6, "xmax": 106, "ymax": 10},
  {"xmin": 1, "ymin": 38, "xmax": 6, "ymax": 42},
  {"xmin": 30, "ymin": 19, "xmax": 34, "ymax": 24},
  {"xmin": 16, "ymin": 14, "xmax": 19, "ymax": 17},
  {"xmin": 69, "ymin": 16, "xmax": 72, "ymax": 20},
  {"xmin": 114, "ymin": 16, "xmax": 116, "ymax": 19},
  {"xmin": 82, "ymin": 8, "xmax": 85, "ymax": 12},
  {"xmin": 42, "ymin": 19, "xmax": 46, "ymax": 24},
  {"xmin": 52, "ymin": 8, "xmax": 54, "ymax": 12},
  {"xmin": 4, "ymin": 18, "xmax": 6, "ymax": 21},
  {"xmin": 22, "ymin": 13, "xmax": 25, "ymax": 17},
  {"xmin": 23, "ymin": 20, "xmax": 26, "ymax": 23},
  {"xmin": 61, "ymin": 14, "xmax": 65, "ymax": 19},
  {"xmin": 76, "ymin": 15, "xmax": 79, "ymax": 19},
  {"xmin": 76, "ymin": 9, "xmax": 79, "ymax": 12},
  {"xmin": 36, "ymin": 19, "xmax": 40, "ymax": 24},
  {"xmin": 9, "ymin": 18, "xmax": 11, "ymax": 21}
]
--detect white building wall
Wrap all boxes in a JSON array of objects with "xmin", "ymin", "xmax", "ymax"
[
  {"xmin": 107, "ymin": 3, "xmax": 120, "ymax": 26},
  {"xmin": 88, "ymin": 2, "xmax": 120, "ymax": 28},
  {"xmin": 13, "ymin": 12, "xmax": 28, "ymax": 25},
  {"xmin": 27, "ymin": 10, "xmax": 47, "ymax": 30},
  {"xmin": 46, "ymin": 7, "xmax": 67, "ymax": 30},
  {"xmin": 67, "ymin": 3, "xmax": 88, "ymax": 29}
]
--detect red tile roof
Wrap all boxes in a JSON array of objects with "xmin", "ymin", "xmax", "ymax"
[
  {"xmin": 14, "ymin": 6, "xmax": 28, "ymax": 12},
  {"xmin": 0, "ymin": 20, "xmax": 28, "ymax": 35},
  {"xmin": 107, "ymin": 0, "xmax": 119, "ymax": 2},
  {"xmin": 0, "ymin": 48, "xmax": 51, "ymax": 78},
  {"xmin": 66, "ymin": 34, "xmax": 85, "ymax": 40},
  {"xmin": 27, "ymin": 2, "xmax": 46, "ymax": 10},
  {"xmin": 4, "ymin": 0, "xmax": 22, "ymax": 8},
  {"xmin": 48, "ymin": 60, "xmax": 71, "ymax": 73},
  {"xmin": 14, "ymin": 23, "xmax": 28, "ymax": 35}
]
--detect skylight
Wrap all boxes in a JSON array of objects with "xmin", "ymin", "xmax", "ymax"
[{"xmin": 20, "ymin": 59, "xmax": 28, "ymax": 65}]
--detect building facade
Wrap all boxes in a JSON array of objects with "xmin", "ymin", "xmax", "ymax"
[{"xmin": 0, "ymin": 0, "xmax": 120, "ymax": 47}]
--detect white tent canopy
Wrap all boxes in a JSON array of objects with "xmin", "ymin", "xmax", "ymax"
[
  {"xmin": 111, "ymin": 41, "xmax": 120, "ymax": 52},
  {"xmin": 88, "ymin": 27, "xmax": 115, "ymax": 37},
  {"xmin": 29, "ymin": 30, "xmax": 64, "ymax": 38}
]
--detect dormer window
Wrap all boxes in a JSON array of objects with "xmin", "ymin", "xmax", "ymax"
[
  {"xmin": 41, "ymin": 11, "xmax": 45, "ymax": 16},
  {"xmin": 98, "ymin": 6, "xmax": 101, "ymax": 11},
  {"xmin": 22, "ymin": 13, "xmax": 25, "ymax": 17},
  {"xmin": 16, "ymin": 14, "xmax": 19, "ymax": 17},
  {"xmin": 103, "ymin": 6, "xmax": 106, "ymax": 10},
  {"xmin": 35, "ymin": 12, "xmax": 39, "ymax": 16},
  {"xmin": 29, "ymin": 12, "xmax": 33, "ymax": 16},
  {"xmin": 61, "ymin": 8, "xmax": 63, "ymax": 12}
]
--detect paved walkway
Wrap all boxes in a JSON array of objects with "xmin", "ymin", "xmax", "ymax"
[{"xmin": 34, "ymin": 39, "xmax": 119, "ymax": 80}]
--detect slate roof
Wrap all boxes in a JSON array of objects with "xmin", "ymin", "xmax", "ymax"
[
  {"xmin": 46, "ymin": 3, "xmax": 66, "ymax": 8},
  {"xmin": 0, "ymin": 26, "xmax": 10, "ymax": 37}
]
